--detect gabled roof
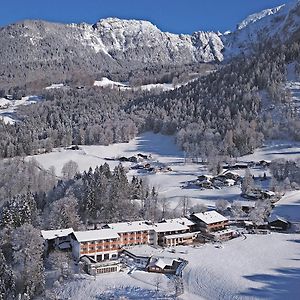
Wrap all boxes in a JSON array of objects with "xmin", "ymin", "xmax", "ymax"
[
  {"xmin": 41, "ymin": 228, "xmax": 74, "ymax": 240},
  {"xmin": 149, "ymin": 257, "xmax": 180, "ymax": 269},
  {"xmin": 73, "ymin": 229, "xmax": 119, "ymax": 242},
  {"xmin": 192, "ymin": 210, "xmax": 228, "ymax": 225},
  {"xmin": 268, "ymin": 214, "xmax": 289, "ymax": 224}
]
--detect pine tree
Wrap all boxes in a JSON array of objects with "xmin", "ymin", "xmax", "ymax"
[
  {"xmin": 13, "ymin": 224, "xmax": 45, "ymax": 298},
  {"xmin": 48, "ymin": 196, "xmax": 81, "ymax": 230},
  {"xmin": 0, "ymin": 249, "xmax": 15, "ymax": 300}
]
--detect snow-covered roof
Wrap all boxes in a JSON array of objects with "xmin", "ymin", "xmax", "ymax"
[
  {"xmin": 41, "ymin": 228, "xmax": 74, "ymax": 240},
  {"xmin": 233, "ymin": 200, "xmax": 256, "ymax": 208},
  {"xmin": 150, "ymin": 257, "xmax": 180, "ymax": 269},
  {"xmin": 107, "ymin": 221, "xmax": 153, "ymax": 233},
  {"xmin": 268, "ymin": 215, "xmax": 289, "ymax": 224},
  {"xmin": 263, "ymin": 190, "xmax": 276, "ymax": 196},
  {"xmin": 73, "ymin": 229, "xmax": 119, "ymax": 242},
  {"xmin": 163, "ymin": 217, "xmax": 195, "ymax": 227},
  {"xmin": 123, "ymin": 245, "xmax": 161, "ymax": 258},
  {"xmin": 155, "ymin": 258, "xmax": 168, "ymax": 269},
  {"xmin": 192, "ymin": 211, "xmax": 228, "ymax": 225},
  {"xmin": 222, "ymin": 170, "xmax": 240, "ymax": 176},
  {"xmin": 152, "ymin": 222, "xmax": 189, "ymax": 233}
]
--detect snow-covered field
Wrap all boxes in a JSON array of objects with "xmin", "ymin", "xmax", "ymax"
[
  {"xmin": 94, "ymin": 77, "xmax": 179, "ymax": 92},
  {"xmin": 273, "ymin": 191, "xmax": 300, "ymax": 223},
  {"xmin": 28, "ymin": 132, "xmax": 300, "ymax": 209},
  {"xmin": 28, "ymin": 133, "xmax": 246, "ymax": 208},
  {"xmin": 181, "ymin": 233, "xmax": 300, "ymax": 300},
  {"xmin": 56, "ymin": 271, "xmax": 173, "ymax": 299},
  {"xmin": 0, "ymin": 95, "xmax": 43, "ymax": 124}
]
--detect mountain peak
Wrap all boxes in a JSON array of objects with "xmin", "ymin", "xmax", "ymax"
[
  {"xmin": 237, "ymin": 4, "xmax": 285, "ymax": 30},
  {"xmin": 93, "ymin": 17, "xmax": 158, "ymax": 32}
]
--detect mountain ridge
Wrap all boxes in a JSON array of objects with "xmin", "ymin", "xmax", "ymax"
[{"xmin": 1, "ymin": 1, "xmax": 300, "ymax": 89}]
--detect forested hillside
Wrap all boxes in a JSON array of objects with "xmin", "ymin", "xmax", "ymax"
[{"xmin": 1, "ymin": 40, "xmax": 300, "ymax": 161}]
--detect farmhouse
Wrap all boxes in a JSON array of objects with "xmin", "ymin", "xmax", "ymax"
[
  {"xmin": 268, "ymin": 215, "xmax": 291, "ymax": 231},
  {"xmin": 70, "ymin": 229, "xmax": 120, "ymax": 262},
  {"xmin": 41, "ymin": 228, "xmax": 74, "ymax": 252},
  {"xmin": 190, "ymin": 210, "xmax": 229, "ymax": 232},
  {"xmin": 231, "ymin": 200, "xmax": 256, "ymax": 213}
]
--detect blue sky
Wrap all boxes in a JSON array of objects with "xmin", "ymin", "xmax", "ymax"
[{"xmin": 0, "ymin": 0, "xmax": 293, "ymax": 33}]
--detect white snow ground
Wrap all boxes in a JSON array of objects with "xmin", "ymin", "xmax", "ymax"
[
  {"xmin": 94, "ymin": 77, "xmax": 179, "ymax": 92},
  {"xmin": 181, "ymin": 233, "xmax": 300, "ymax": 300},
  {"xmin": 55, "ymin": 270, "xmax": 173, "ymax": 299},
  {"xmin": 28, "ymin": 132, "xmax": 300, "ymax": 209},
  {"xmin": 272, "ymin": 191, "xmax": 300, "ymax": 223}
]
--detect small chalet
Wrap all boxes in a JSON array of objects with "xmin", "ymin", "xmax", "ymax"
[
  {"xmin": 268, "ymin": 215, "xmax": 291, "ymax": 231},
  {"xmin": 41, "ymin": 228, "xmax": 74, "ymax": 252},
  {"xmin": 221, "ymin": 171, "xmax": 241, "ymax": 181},
  {"xmin": 209, "ymin": 228, "xmax": 238, "ymax": 241},
  {"xmin": 163, "ymin": 231, "xmax": 199, "ymax": 247},
  {"xmin": 147, "ymin": 257, "xmax": 182, "ymax": 274},
  {"xmin": 190, "ymin": 210, "xmax": 229, "ymax": 232}
]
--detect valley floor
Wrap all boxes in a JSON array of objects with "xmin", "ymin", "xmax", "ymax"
[{"xmin": 30, "ymin": 132, "xmax": 300, "ymax": 299}]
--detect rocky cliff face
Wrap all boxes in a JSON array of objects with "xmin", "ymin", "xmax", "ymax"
[
  {"xmin": 0, "ymin": 18, "xmax": 223, "ymax": 87},
  {"xmin": 2, "ymin": 1, "xmax": 300, "ymax": 88}
]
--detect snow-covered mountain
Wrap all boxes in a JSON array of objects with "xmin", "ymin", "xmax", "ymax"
[
  {"xmin": 0, "ymin": 18, "xmax": 223, "ymax": 87},
  {"xmin": 223, "ymin": 0, "xmax": 300, "ymax": 55},
  {"xmin": 1, "ymin": 1, "xmax": 300, "ymax": 88},
  {"xmin": 237, "ymin": 5, "xmax": 285, "ymax": 30}
]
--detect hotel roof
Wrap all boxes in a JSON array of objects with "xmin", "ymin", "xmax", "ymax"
[
  {"xmin": 192, "ymin": 210, "xmax": 228, "ymax": 225},
  {"xmin": 107, "ymin": 221, "xmax": 153, "ymax": 233},
  {"xmin": 73, "ymin": 229, "xmax": 119, "ymax": 242}
]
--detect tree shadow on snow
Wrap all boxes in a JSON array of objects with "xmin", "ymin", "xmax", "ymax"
[
  {"xmin": 266, "ymin": 151, "xmax": 300, "ymax": 156},
  {"xmin": 240, "ymin": 239, "xmax": 300, "ymax": 299},
  {"xmin": 240, "ymin": 267, "xmax": 300, "ymax": 299},
  {"xmin": 124, "ymin": 133, "xmax": 184, "ymax": 158}
]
